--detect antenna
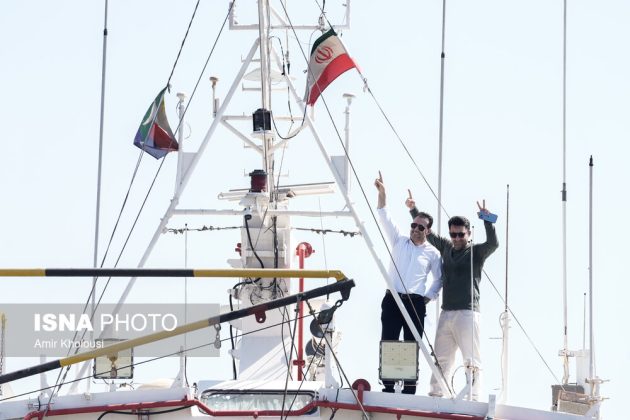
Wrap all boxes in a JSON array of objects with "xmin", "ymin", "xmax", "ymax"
[
  {"xmin": 505, "ymin": 185, "xmax": 510, "ymax": 311},
  {"xmin": 499, "ymin": 184, "xmax": 511, "ymax": 404},
  {"xmin": 582, "ymin": 292, "xmax": 586, "ymax": 350},
  {"xmin": 470, "ymin": 226, "xmax": 474, "ymax": 363},
  {"xmin": 435, "ymin": 0, "xmax": 448, "ymax": 330},
  {"xmin": 588, "ymin": 156, "xmax": 594, "ymax": 380},
  {"xmin": 559, "ymin": 0, "xmax": 571, "ymax": 385},
  {"xmin": 87, "ymin": 0, "xmax": 111, "ymax": 396},
  {"xmin": 436, "ymin": 0, "xmax": 447, "ymax": 238}
]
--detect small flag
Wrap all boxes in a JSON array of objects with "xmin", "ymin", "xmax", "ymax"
[
  {"xmin": 133, "ymin": 87, "xmax": 179, "ymax": 159},
  {"xmin": 305, "ymin": 29, "xmax": 357, "ymax": 106}
]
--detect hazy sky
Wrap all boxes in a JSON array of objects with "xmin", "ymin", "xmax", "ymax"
[{"xmin": 1, "ymin": 0, "xmax": 628, "ymax": 418}]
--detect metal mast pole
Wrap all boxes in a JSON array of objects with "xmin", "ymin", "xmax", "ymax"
[
  {"xmin": 436, "ymin": 0, "xmax": 447, "ymax": 234},
  {"xmin": 499, "ymin": 184, "xmax": 511, "ymax": 404},
  {"xmin": 175, "ymin": 92, "xmax": 187, "ymax": 190},
  {"xmin": 435, "ymin": 0, "xmax": 448, "ymax": 325},
  {"xmin": 257, "ymin": 0, "xmax": 274, "ymax": 196},
  {"xmin": 560, "ymin": 0, "xmax": 570, "ymax": 385},
  {"xmin": 342, "ymin": 93, "xmax": 355, "ymax": 193},
  {"xmin": 89, "ymin": 0, "xmax": 110, "ymax": 393},
  {"xmin": 586, "ymin": 156, "xmax": 603, "ymax": 419},
  {"xmin": 468, "ymin": 227, "xmax": 474, "ymax": 401},
  {"xmin": 588, "ymin": 156, "xmax": 594, "ymax": 380}
]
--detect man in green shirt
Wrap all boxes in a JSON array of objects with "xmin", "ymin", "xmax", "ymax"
[{"xmin": 407, "ymin": 194, "xmax": 498, "ymax": 400}]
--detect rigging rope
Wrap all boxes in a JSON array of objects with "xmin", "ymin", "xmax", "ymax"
[
  {"xmin": 305, "ymin": 300, "xmax": 369, "ymax": 420},
  {"xmin": 279, "ymin": 0, "xmax": 452, "ymax": 393},
  {"xmin": 164, "ymin": 224, "xmax": 360, "ymax": 237},
  {"xmin": 269, "ymin": 35, "xmax": 308, "ymax": 141},
  {"xmin": 280, "ymin": 301, "xmax": 300, "ymax": 418},
  {"xmin": 311, "ymin": 0, "xmax": 561, "ymax": 390},
  {"xmin": 482, "ymin": 268, "xmax": 563, "ymax": 384},
  {"xmin": 53, "ymin": 0, "xmax": 238, "ymax": 400},
  {"xmin": 165, "ymin": 0, "xmax": 202, "ymax": 88}
]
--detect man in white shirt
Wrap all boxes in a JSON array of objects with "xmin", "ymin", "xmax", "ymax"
[{"xmin": 375, "ymin": 172, "xmax": 442, "ymax": 394}]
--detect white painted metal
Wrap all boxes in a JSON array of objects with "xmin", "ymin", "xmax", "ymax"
[
  {"xmin": 175, "ymin": 92, "xmax": 187, "ymax": 191},
  {"xmin": 560, "ymin": 0, "xmax": 571, "ymax": 386},
  {"xmin": 228, "ymin": 0, "xmax": 351, "ymax": 31},
  {"xmin": 499, "ymin": 311, "xmax": 510, "ymax": 404},
  {"xmin": 499, "ymin": 184, "xmax": 510, "ymax": 404},
  {"xmin": 588, "ymin": 156, "xmax": 594, "ymax": 383},
  {"xmin": 173, "ymin": 209, "xmax": 352, "ymax": 218}
]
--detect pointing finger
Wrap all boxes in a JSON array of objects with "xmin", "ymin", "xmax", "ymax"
[{"xmin": 407, "ymin": 189, "xmax": 413, "ymax": 199}]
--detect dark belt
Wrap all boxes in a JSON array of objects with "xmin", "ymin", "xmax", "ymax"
[{"xmin": 386, "ymin": 289, "xmax": 423, "ymax": 299}]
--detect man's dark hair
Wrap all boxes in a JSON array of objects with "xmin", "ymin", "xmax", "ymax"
[
  {"xmin": 415, "ymin": 211, "xmax": 434, "ymax": 228},
  {"xmin": 448, "ymin": 215, "xmax": 470, "ymax": 230}
]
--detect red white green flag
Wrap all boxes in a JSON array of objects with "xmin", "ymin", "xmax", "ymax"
[
  {"xmin": 305, "ymin": 29, "xmax": 357, "ymax": 106},
  {"xmin": 133, "ymin": 87, "xmax": 179, "ymax": 159}
]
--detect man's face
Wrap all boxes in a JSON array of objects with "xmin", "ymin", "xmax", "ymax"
[
  {"xmin": 410, "ymin": 216, "xmax": 430, "ymax": 245},
  {"xmin": 449, "ymin": 225, "xmax": 470, "ymax": 250}
]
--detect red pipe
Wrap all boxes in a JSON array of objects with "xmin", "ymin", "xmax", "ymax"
[
  {"xmin": 23, "ymin": 396, "xmax": 488, "ymax": 420},
  {"xmin": 23, "ymin": 398, "xmax": 196, "ymax": 419},
  {"xmin": 294, "ymin": 242, "xmax": 314, "ymax": 381},
  {"xmin": 315, "ymin": 401, "xmax": 487, "ymax": 419}
]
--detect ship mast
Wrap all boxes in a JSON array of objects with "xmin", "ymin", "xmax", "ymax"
[
  {"xmin": 498, "ymin": 185, "xmax": 511, "ymax": 404},
  {"xmin": 436, "ymin": 0, "xmax": 447, "ymax": 235},
  {"xmin": 257, "ymin": 0, "xmax": 275, "ymax": 196},
  {"xmin": 559, "ymin": 0, "xmax": 571, "ymax": 385}
]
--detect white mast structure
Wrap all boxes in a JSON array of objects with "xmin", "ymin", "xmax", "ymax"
[
  {"xmin": 559, "ymin": 0, "xmax": 572, "ymax": 386},
  {"xmin": 584, "ymin": 156, "xmax": 604, "ymax": 419},
  {"xmin": 66, "ymin": 0, "xmax": 452, "ymax": 396}
]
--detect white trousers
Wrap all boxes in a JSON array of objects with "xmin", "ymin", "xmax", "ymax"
[{"xmin": 429, "ymin": 309, "xmax": 482, "ymax": 400}]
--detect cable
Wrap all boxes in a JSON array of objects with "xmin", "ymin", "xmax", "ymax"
[
  {"xmin": 165, "ymin": 225, "xmax": 241, "ymax": 234},
  {"xmin": 1, "ymin": 308, "xmax": 324, "ymax": 403},
  {"xmin": 51, "ymin": 0, "xmax": 239, "ymax": 402},
  {"xmin": 311, "ymin": 0, "xmax": 449, "ymax": 218},
  {"xmin": 269, "ymin": 36, "xmax": 307, "ymax": 141},
  {"xmin": 312, "ymin": 0, "xmax": 561, "ymax": 393},
  {"xmin": 271, "ymin": 215, "xmax": 296, "ymax": 379},
  {"xmin": 228, "ymin": 292, "xmax": 238, "ymax": 380},
  {"xmin": 97, "ymin": 405, "xmax": 189, "ymax": 419},
  {"xmin": 482, "ymin": 268, "xmax": 563, "ymax": 384},
  {"xmin": 304, "ymin": 301, "xmax": 369, "ymax": 420},
  {"xmin": 165, "ymin": 225, "xmax": 360, "ymax": 237},
  {"xmin": 277, "ymin": 0, "xmax": 451, "ymax": 392},
  {"xmin": 165, "ymin": 0, "xmax": 202, "ymax": 88},
  {"xmin": 280, "ymin": 302, "xmax": 300, "ymax": 419},
  {"xmin": 281, "ymin": 328, "xmax": 331, "ymax": 420},
  {"xmin": 244, "ymin": 215, "xmax": 265, "ymax": 270}
]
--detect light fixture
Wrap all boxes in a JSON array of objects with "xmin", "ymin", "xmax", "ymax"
[
  {"xmin": 93, "ymin": 339, "xmax": 133, "ymax": 380},
  {"xmin": 378, "ymin": 341, "xmax": 419, "ymax": 382}
]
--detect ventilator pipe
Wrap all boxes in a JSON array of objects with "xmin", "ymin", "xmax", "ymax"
[
  {"xmin": 352, "ymin": 379, "xmax": 371, "ymax": 404},
  {"xmin": 295, "ymin": 242, "xmax": 314, "ymax": 381}
]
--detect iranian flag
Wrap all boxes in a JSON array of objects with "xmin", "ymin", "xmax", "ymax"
[{"xmin": 305, "ymin": 29, "xmax": 357, "ymax": 106}]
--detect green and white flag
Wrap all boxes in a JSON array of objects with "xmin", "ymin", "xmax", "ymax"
[{"xmin": 133, "ymin": 87, "xmax": 179, "ymax": 159}]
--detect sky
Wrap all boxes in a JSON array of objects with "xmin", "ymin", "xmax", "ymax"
[{"xmin": 1, "ymin": 0, "xmax": 629, "ymax": 418}]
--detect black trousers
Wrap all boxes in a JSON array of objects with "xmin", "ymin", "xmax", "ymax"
[{"xmin": 380, "ymin": 291, "xmax": 426, "ymax": 394}]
